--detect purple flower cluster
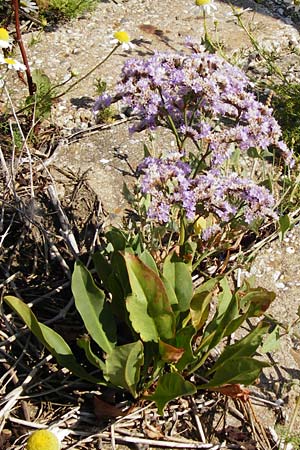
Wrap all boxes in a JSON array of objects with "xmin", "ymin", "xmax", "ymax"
[
  {"xmin": 138, "ymin": 153, "xmax": 277, "ymax": 225},
  {"xmin": 138, "ymin": 153, "xmax": 194, "ymax": 222},
  {"xmin": 94, "ymin": 51, "xmax": 294, "ymax": 167}
]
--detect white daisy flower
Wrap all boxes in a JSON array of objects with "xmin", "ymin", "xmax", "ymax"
[
  {"xmin": 193, "ymin": 0, "xmax": 217, "ymax": 15},
  {"xmin": 111, "ymin": 31, "xmax": 135, "ymax": 51},
  {"xmin": 0, "ymin": 28, "xmax": 13, "ymax": 50},
  {"xmin": 20, "ymin": 0, "xmax": 39, "ymax": 13},
  {"xmin": 0, "ymin": 56, "xmax": 26, "ymax": 71}
]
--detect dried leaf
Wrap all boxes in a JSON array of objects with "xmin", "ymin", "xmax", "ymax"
[
  {"xmin": 93, "ymin": 396, "xmax": 125, "ymax": 419},
  {"xmin": 159, "ymin": 340, "xmax": 184, "ymax": 363},
  {"xmin": 212, "ymin": 384, "xmax": 250, "ymax": 402}
]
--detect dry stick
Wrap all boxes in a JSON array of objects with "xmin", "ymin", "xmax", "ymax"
[
  {"xmin": 241, "ymin": 400, "xmax": 272, "ymax": 450},
  {"xmin": 0, "ymin": 353, "xmax": 53, "ymax": 433},
  {"xmin": 91, "ymin": 433, "xmax": 220, "ymax": 449},
  {"xmin": 47, "ymin": 184, "xmax": 80, "ymax": 257},
  {"xmin": 0, "ymin": 145, "xmax": 12, "ymax": 192},
  {"xmin": 190, "ymin": 396, "xmax": 207, "ymax": 443},
  {"xmin": 12, "ymin": 0, "xmax": 35, "ymax": 96},
  {"xmin": 6, "ymin": 87, "xmax": 35, "ymax": 199}
]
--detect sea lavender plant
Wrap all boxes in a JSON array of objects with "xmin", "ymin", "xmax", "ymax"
[
  {"xmin": 94, "ymin": 48, "xmax": 293, "ymax": 246},
  {"xmin": 94, "ymin": 50, "xmax": 294, "ymax": 168}
]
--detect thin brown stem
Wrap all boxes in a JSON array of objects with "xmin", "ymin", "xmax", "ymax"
[{"xmin": 12, "ymin": 0, "xmax": 35, "ymax": 96}]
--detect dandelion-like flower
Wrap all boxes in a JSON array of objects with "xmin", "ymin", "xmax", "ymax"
[
  {"xmin": 194, "ymin": 0, "xmax": 217, "ymax": 15},
  {"xmin": 111, "ymin": 30, "xmax": 134, "ymax": 51},
  {"xmin": 0, "ymin": 28, "xmax": 13, "ymax": 50},
  {"xmin": 0, "ymin": 56, "xmax": 26, "ymax": 71}
]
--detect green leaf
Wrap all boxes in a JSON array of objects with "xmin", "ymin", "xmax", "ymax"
[
  {"xmin": 146, "ymin": 372, "xmax": 196, "ymax": 415},
  {"xmin": 92, "ymin": 251, "xmax": 112, "ymax": 287},
  {"xmin": 161, "ymin": 274, "xmax": 179, "ymax": 308},
  {"xmin": 188, "ymin": 277, "xmax": 219, "ymax": 330},
  {"xmin": 143, "ymin": 143, "xmax": 151, "ymax": 158},
  {"xmin": 32, "ymin": 69, "xmax": 52, "ymax": 96},
  {"xmin": 163, "ymin": 252, "xmax": 193, "ymax": 312},
  {"xmin": 261, "ymin": 325, "xmax": 281, "ymax": 353},
  {"xmin": 25, "ymin": 69, "xmax": 53, "ymax": 119},
  {"xmin": 217, "ymin": 277, "xmax": 233, "ymax": 316},
  {"xmin": 175, "ymin": 325, "xmax": 196, "ymax": 371},
  {"xmin": 4, "ymin": 295, "xmax": 98, "ymax": 382},
  {"xmin": 201, "ymin": 279, "xmax": 238, "ymax": 351},
  {"xmin": 124, "ymin": 253, "xmax": 176, "ymax": 342},
  {"xmin": 190, "ymin": 290, "xmax": 212, "ymax": 331},
  {"xmin": 207, "ymin": 321, "xmax": 270, "ymax": 375},
  {"xmin": 139, "ymin": 249, "xmax": 159, "ymax": 274},
  {"xmin": 238, "ymin": 286, "xmax": 276, "ymax": 317},
  {"xmin": 106, "ymin": 228, "xmax": 127, "ymax": 251},
  {"xmin": 104, "ymin": 341, "xmax": 144, "ymax": 398},
  {"xmin": 72, "ymin": 261, "xmax": 115, "ymax": 354},
  {"xmin": 126, "ymin": 293, "xmax": 159, "ymax": 341},
  {"xmin": 77, "ymin": 335, "xmax": 106, "ymax": 371},
  {"xmin": 199, "ymin": 357, "xmax": 269, "ymax": 389},
  {"xmin": 279, "ymin": 214, "xmax": 290, "ymax": 241}
]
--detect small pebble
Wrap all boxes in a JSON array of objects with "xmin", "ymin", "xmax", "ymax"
[
  {"xmin": 286, "ymin": 246, "xmax": 295, "ymax": 254},
  {"xmin": 273, "ymin": 270, "xmax": 281, "ymax": 281}
]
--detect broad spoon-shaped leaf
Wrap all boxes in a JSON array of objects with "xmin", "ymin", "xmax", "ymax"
[
  {"xmin": 72, "ymin": 261, "xmax": 115, "ymax": 354},
  {"xmin": 124, "ymin": 253, "xmax": 176, "ymax": 342},
  {"xmin": 146, "ymin": 372, "xmax": 196, "ymax": 415},
  {"xmin": 4, "ymin": 295, "xmax": 98, "ymax": 382}
]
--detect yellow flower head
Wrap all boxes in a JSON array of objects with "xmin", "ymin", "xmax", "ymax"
[
  {"xmin": 194, "ymin": 0, "xmax": 217, "ymax": 14},
  {"xmin": 113, "ymin": 30, "xmax": 130, "ymax": 44},
  {"xmin": 26, "ymin": 430, "xmax": 60, "ymax": 450},
  {"xmin": 111, "ymin": 30, "xmax": 134, "ymax": 51},
  {"xmin": 0, "ymin": 57, "xmax": 26, "ymax": 71},
  {"xmin": 195, "ymin": 0, "xmax": 211, "ymax": 5},
  {"xmin": 0, "ymin": 28, "xmax": 12, "ymax": 49}
]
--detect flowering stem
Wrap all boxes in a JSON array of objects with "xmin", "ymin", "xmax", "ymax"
[
  {"xmin": 203, "ymin": 11, "xmax": 208, "ymax": 40},
  {"xmin": 12, "ymin": 0, "xmax": 35, "ymax": 96},
  {"xmin": 235, "ymin": 13, "xmax": 284, "ymax": 81},
  {"xmin": 54, "ymin": 43, "xmax": 121, "ymax": 100},
  {"xmin": 202, "ymin": 10, "xmax": 218, "ymax": 53}
]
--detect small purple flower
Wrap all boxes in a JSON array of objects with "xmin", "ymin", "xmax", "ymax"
[{"xmin": 93, "ymin": 93, "xmax": 112, "ymax": 114}]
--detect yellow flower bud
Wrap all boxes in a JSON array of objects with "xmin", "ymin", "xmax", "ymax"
[
  {"xmin": 26, "ymin": 430, "xmax": 60, "ymax": 450},
  {"xmin": 194, "ymin": 217, "xmax": 207, "ymax": 234}
]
